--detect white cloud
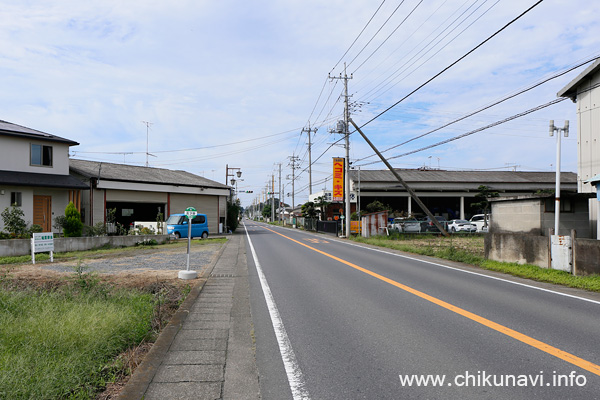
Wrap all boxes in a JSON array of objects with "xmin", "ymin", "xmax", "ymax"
[{"xmin": 0, "ymin": 0, "xmax": 598, "ymax": 206}]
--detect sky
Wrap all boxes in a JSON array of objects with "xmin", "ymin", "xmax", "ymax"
[{"xmin": 2, "ymin": 0, "xmax": 599, "ymax": 209}]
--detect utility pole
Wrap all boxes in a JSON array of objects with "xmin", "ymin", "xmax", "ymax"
[
  {"xmin": 271, "ymin": 174, "xmax": 275, "ymax": 222},
  {"xmin": 288, "ymin": 155, "xmax": 300, "ymax": 211},
  {"xmin": 302, "ymin": 125, "xmax": 317, "ymax": 195},
  {"xmin": 277, "ymin": 162, "xmax": 282, "ymax": 222},
  {"xmin": 141, "ymin": 121, "xmax": 154, "ymax": 167},
  {"xmin": 550, "ymin": 120, "xmax": 569, "ymax": 235},
  {"xmin": 329, "ymin": 63, "xmax": 353, "ymax": 237}
]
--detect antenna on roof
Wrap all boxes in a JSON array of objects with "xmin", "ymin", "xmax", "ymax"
[{"xmin": 142, "ymin": 121, "xmax": 156, "ymax": 167}]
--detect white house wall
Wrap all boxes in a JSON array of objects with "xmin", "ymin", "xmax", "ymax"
[
  {"xmin": 577, "ymin": 69, "xmax": 600, "ymax": 193},
  {"xmin": 0, "ymin": 186, "xmax": 69, "ymax": 233},
  {"xmin": 0, "ymin": 135, "xmax": 70, "ymax": 175}
]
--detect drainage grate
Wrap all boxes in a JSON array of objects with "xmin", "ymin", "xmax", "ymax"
[{"xmin": 211, "ymin": 273, "xmax": 236, "ymax": 278}]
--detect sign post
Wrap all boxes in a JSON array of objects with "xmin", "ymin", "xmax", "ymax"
[
  {"xmin": 179, "ymin": 207, "xmax": 198, "ymax": 280},
  {"xmin": 31, "ymin": 232, "xmax": 54, "ymax": 264}
]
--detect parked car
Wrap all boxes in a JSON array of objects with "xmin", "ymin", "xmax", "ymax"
[
  {"xmin": 447, "ymin": 219, "xmax": 477, "ymax": 233},
  {"xmin": 469, "ymin": 214, "xmax": 490, "ymax": 232},
  {"xmin": 390, "ymin": 217, "xmax": 421, "ymax": 233},
  {"xmin": 166, "ymin": 213, "xmax": 209, "ymax": 239},
  {"xmin": 420, "ymin": 216, "xmax": 448, "ymax": 232}
]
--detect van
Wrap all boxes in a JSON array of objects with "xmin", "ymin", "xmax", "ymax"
[{"xmin": 166, "ymin": 213, "xmax": 209, "ymax": 239}]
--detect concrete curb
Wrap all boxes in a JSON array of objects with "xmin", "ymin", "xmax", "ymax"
[{"xmin": 117, "ymin": 238, "xmax": 229, "ymax": 400}]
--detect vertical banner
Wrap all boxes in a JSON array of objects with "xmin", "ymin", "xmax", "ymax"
[{"xmin": 333, "ymin": 157, "xmax": 345, "ymax": 202}]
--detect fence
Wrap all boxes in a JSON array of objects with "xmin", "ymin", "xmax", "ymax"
[
  {"xmin": 485, "ymin": 231, "xmax": 600, "ymax": 276},
  {"xmin": 0, "ymin": 235, "xmax": 172, "ymax": 257}
]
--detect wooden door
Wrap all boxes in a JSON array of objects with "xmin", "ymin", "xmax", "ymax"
[{"xmin": 33, "ymin": 195, "xmax": 52, "ymax": 232}]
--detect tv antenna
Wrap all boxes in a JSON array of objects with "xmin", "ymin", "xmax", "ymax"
[{"xmin": 142, "ymin": 121, "xmax": 156, "ymax": 167}]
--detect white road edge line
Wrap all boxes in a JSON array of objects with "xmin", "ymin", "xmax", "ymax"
[
  {"xmin": 244, "ymin": 223, "xmax": 311, "ymax": 400},
  {"xmin": 263, "ymin": 222, "xmax": 600, "ymax": 306}
]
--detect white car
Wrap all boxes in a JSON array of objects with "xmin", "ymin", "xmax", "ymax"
[
  {"xmin": 390, "ymin": 217, "xmax": 421, "ymax": 233},
  {"xmin": 469, "ymin": 214, "xmax": 490, "ymax": 232},
  {"xmin": 448, "ymin": 219, "xmax": 477, "ymax": 233}
]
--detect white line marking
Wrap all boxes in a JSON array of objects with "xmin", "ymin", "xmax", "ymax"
[
  {"xmin": 259, "ymin": 222, "xmax": 600, "ymax": 306},
  {"xmin": 244, "ymin": 222, "xmax": 311, "ymax": 400}
]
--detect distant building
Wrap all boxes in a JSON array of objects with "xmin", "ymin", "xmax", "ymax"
[{"xmin": 347, "ymin": 169, "xmax": 577, "ymax": 220}]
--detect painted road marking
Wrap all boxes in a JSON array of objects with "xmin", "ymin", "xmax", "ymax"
[
  {"xmin": 243, "ymin": 223, "xmax": 310, "ymax": 400},
  {"xmin": 259, "ymin": 225, "xmax": 600, "ymax": 378},
  {"xmin": 304, "ymin": 238, "xmax": 329, "ymax": 244}
]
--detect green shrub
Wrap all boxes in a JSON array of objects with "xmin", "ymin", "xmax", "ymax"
[
  {"xmin": 63, "ymin": 202, "xmax": 83, "ymax": 237},
  {"xmin": 1, "ymin": 204, "xmax": 27, "ymax": 237}
]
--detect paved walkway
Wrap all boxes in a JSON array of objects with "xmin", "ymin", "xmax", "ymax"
[{"xmin": 118, "ymin": 233, "xmax": 260, "ymax": 400}]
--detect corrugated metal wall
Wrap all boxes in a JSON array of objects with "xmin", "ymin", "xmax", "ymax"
[{"xmin": 170, "ymin": 193, "xmax": 220, "ymax": 234}]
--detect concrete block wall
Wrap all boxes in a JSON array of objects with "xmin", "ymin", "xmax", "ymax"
[
  {"xmin": 485, "ymin": 232, "xmax": 549, "ymax": 269},
  {"xmin": 0, "ymin": 235, "xmax": 172, "ymax": 257}
]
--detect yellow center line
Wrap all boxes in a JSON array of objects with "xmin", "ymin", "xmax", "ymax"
[{"xmin": 260, "ymin": 225, "xmax": 600, "ymax": 377}]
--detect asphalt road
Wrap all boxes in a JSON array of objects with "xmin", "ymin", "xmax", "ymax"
[{"xmin": 243, "ymin": 220, "xmax": 600, "ymax": 399}]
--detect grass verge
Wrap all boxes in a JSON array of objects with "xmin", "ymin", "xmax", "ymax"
[
  {"xmin": 0, "ymin": 263, "xmax": 192, "ymax": 399},
  {"xmin": 350, "ymin": 235, "xmax": 600, "ymax": 293}
]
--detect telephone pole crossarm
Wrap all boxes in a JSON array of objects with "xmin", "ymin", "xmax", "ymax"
[{"xmin": 349, "ymin": 118, "xmax": 450, "ymax": 237}]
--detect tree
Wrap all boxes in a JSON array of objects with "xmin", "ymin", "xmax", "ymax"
[
  {"xmin": 313, "ymin": 196, "xmax": 330, "ymax": 220},
  {"xmin": 63, "ymin": 202, "xmax": 83, "ymax": 237},
  {"xmin": 471, "ymin": 185, "xmax": 499, "ymax": 227},
  {"xmin": 262, "ymin": 204, "xmax": 272, "ymax": 220},
  {"xmin": 1, "ymin": 204, "xmax": 27, "ymax": 237},
  {"xmin": 301, "ymin": 201, "xmax": 317, "ymax": 219},
  {"xmin": 227, "ymin": 199, "xmax": 241, "ymax": 232},
  {"xmin": 365, "ymin": 200, "xmax": 388, "ymax": 214}
]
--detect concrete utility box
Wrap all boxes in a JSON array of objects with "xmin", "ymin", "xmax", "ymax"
[{"xmin": 551, "ymin": 235, "xmax": 572, "ymax": 272}]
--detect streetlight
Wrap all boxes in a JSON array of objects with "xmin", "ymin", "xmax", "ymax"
[{"xmin": 225, "ymin": 165, "xmax": 242, "ymax": 233}]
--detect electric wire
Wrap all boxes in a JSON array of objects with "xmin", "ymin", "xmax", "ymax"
[
  {"xmin": 352, "ymin": 0, "xmax": 425, "ymax": 74},
  {"xmin": 355, "ymin": 97, "xmax": 568, "ymax": 167},
  {"xmin": 358, "ymin": 0, "xmax": 545, "ymax": 129},
  {"xmin": 346, "ymin": 0, "xmax": 408, "ymax": 70},
  {"xmin": 355, "ymin": 54, "xmax": 600, "ymax": 163},
  {"xmin": 330, "ymin": 0, "xmax": 387, "ymax": 74}
]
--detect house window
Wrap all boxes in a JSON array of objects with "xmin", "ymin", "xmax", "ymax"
[
  {"xmin": 11, "ymin": 192, "xmax": 22, "ymax": 206},
  {"xmin": 31, "ymin": 144, "xmax": 53, "ymax": 166},
  {"xmin": 545, "ymin": 198, "xmax": 572, "ymax": 213}
]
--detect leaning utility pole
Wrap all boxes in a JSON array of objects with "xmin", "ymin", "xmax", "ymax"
[
  {"xmin": 349, "ymin": 118, "xmax": 449, "ymax": 237},
  {"xmin": 329, "ymin": 63, "xmax": 353, "ymax": 237},
  {"xmin": 302, "ymin": 125, "xmax": 317, "ymax": 195}
]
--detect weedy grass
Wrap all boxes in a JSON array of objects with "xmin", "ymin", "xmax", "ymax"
[
  {"xmin": 0, "ymin": 237, "xmax": 227, "ymax": 265},
  {"xmin": 0, "ymin": 272, "xmax": 155, "ymax": 399},
  {"xmin": 351, "ymin": 234, "xmax": 600, "ymax": 293}
]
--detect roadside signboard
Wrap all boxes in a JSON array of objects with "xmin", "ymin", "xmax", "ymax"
[
  {"xmin": 32, "ymin": 232, "xmax": 54, "ymax": 264},
  {"xmin": 184, "ymin": 206, "xmax": 197, "ymax": 219}
]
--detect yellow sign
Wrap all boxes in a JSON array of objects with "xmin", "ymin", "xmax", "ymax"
[{"xmin": 333, "ymin": 157, "xmax": 344, "ymax": 201}]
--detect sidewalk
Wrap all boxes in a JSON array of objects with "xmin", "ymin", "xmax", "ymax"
[{"xmin": 118, "ymin": 233, "xmax": 260, "ymax": 400}]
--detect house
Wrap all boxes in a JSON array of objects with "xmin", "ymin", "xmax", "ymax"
[
  {"xmin": 0, "ymin": 120, "xmax": 89, "ymax": 232},
  {"xmin": 69, "ymin": 159, "xmax": 230, "ymax": 234}
]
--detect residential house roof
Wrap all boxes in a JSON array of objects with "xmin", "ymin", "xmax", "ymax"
[
  {"xmin": 70, "ymin": 159, "xmax": 229, "ymax": 190},
  {"xmin": 0, "ymin": 120, "xmax": 79, "ymax": 146},
  {"xmin": 0, "ymin": 170, "xmax": 89, "ymax": 189},
  {"xmin": 557, "ymin": 58, "xmax": 600, "ymax": 101}
]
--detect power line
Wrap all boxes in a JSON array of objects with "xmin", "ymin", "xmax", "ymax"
[
  {"xmin": 329, "ymin": 0, "xmax": 387, "ymax": 74},
  {"xmin": 355, "ymin": 54, "xmax": 600, "ymax": 163},
  {"xmin": 356, "ymin": 97, "xmax": 568, "ymax": 167},
  {"xmin": 358, "ymin": 0, "xmax": 545, "ymax": 129}
]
